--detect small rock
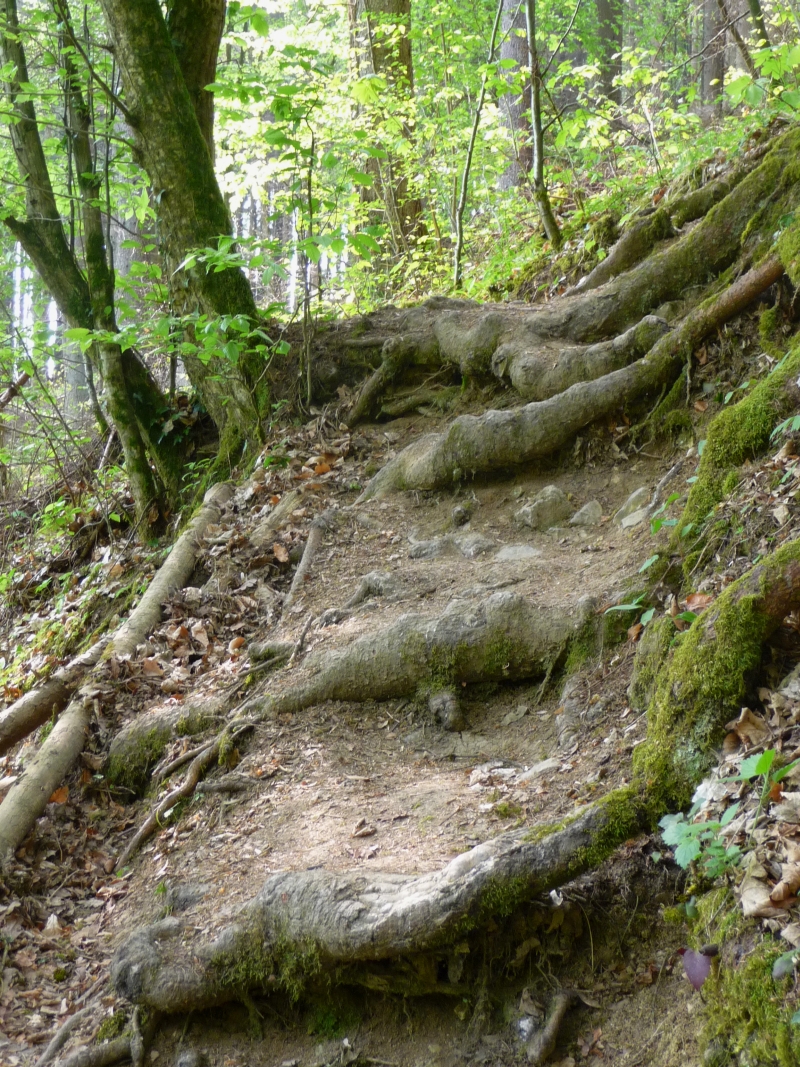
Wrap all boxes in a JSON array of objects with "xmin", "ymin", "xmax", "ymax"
[
  {"xmin": 517, "ymin": 758, "xmax": 561, "ymax": 783},
  {"xmin": 779, "ymin": 663, "xmax": 800, "ymax": 701},
  {"xmin": 453, "ymin": 532, "xmax": 494, "ymax": 558},
  {"xmin": 429, "ymin": 689, "xmax": 466, "ymax": 731},
  {"xmin": 495, "ymin": 544, "xmax": 542, "ymax": 561},
  {"xmin": 569, "ymin": 500, "xmax": 603, "ymax": 526},
  {"xmin": 514, "ymin": 485, "xmax": 571, "ymax": 530},
  {"xmin": 614, "ymin": 486, "xmax": 650, "ymax": 525},
  {"xmin": 451, "ymin": 504, "xmax": 471, "ymax": 526},
  {"xmin": 409, "ymin": 537, "xmax": 449, "ymax": 559},
  {"xmin": 174, "ymin": 1053, "xmax": 208, "ymax": 1067},
  {"xmin": 620, "ymin": 507, "xmax": 648, "ymax": 529},
  {"xmin": 502, "ymin": 704, "xmax": 529, "ymax": 725}
]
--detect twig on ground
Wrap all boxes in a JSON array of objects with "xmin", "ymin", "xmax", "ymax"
[
  {"xmin": 33, "ymin": 1005, "xmax": 93, "ymax": 1067},
  {"xmin": 526, "ymin": 990, "xmax": 576, "ymax": 1064},
  {"xmin": 115, "ymin": 724, "xmax": 253, "ymax": 869},
  {"xmin": 287, "ymin": 613, "xmax": 314, "ymax": 669}
]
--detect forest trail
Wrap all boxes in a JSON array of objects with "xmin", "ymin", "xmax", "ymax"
[
  {"xmin": 1, "ymin": 401, "xmax": 706, "ymax": 1066},
  {"xmin": 4, "ymin": 124, "xmax": 800, "ymax": 1066}
]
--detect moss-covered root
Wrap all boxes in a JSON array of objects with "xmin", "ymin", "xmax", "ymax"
[
  {"xmin": 678, "ymin": 333, "xmax": 800, "ymax": 536},
  {"xmin": 360, "ymin": 255, "xmax": 784, "ymax": 500},
  {"xmin": 635, "ymin": 538, "xmax": 800, "ymax": 808},
  {"xmin": 246, "ymin": 591, "xmax": 590, "ymax": 721},
  {"xmin": 574, "ymin": 207, "xmax": 674, "ymax": 293},
  {"xmin": 110, "ymin": 788, "xmax": 646, "ymax": 1014}
]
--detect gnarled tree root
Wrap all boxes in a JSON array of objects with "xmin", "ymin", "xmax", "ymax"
[
  {"xmin": 244, "ymin": 590, "xmax": 591, "ymax": 720},
  {"xmin": 360, "ymin": 255, "xmax": 783, "ymax": 498},
  {"xmin": 110, "ymin": 536, "xmax": 800, "ymax": 1017},
  {"xmin": 0, "ymin": 482, "xmax": 234, "ymax": 862},
  {"xmin": 111, "ymin": 795, "xmax": 645, "ymax": 1013}
]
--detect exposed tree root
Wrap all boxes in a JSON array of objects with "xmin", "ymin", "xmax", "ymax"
[
  {"xmin": 348, "ymin": 337, "xmax": 417, "ymax": 424},
  {"xmin": 111, "ymin": 797, "xmax": 643, "ymax": 1013},
  {"xmin": 0, "ymin": 636, "xmax": 109, "ymax": 756},
  {"xmin": 573, "ymin": 209, "xmax": 673, "ymax": 293},
  {"xmin": 58, "ymin": 1008, "xmax": 161, "ymax": 1067},
  {"xmin": 109, "ymin": 533, "xmax": 800, "ymax": 1016},
  {"xmin": 282, "ymin": 507, "xmax": 341, "ymax": 614},
  {"xmin": 360, "ymin": 256, "xmax": 783, "ymax": 498},
  {"xmin": 244, "ymin": 590, "xmax": 591, "ymax": 720},
  {"xmin": 526, "ymin": 990, "xmax": 576, "ymax": 1064},
  {"xmin": 0, "ymin": 483, "xmax": 234, "ymax": 862}
]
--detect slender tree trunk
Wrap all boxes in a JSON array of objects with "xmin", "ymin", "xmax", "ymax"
[
  {"xmin": 498, "ymin": 0, "xmax": 532, "ymax": 190},
  {"xmin": 596, "ymin": 0, "xmax": 623, "ymax": 102},
  {"xmin": 525, "ymin": 0, "xmax": 561, "ymax": 248},
  {"xmin": 349, "ymin": 0, "xmax": 423, "ymax": 247},
  {"xmin": 702, "ymin": 0, "xmax": 725, "ymax": 115},
  {"xmin": 715, "ymin": 0, "xmax": 757, "ymax": 77},
  {"xmin": 746, "ymin": 0, "xmax": 771, "ymax": 45},
  {"xmin": 61, "ymin": 10, "xmax": 163, "ymax": 526},
  {"xmin": 99, "ymin": 0, "xmax": 266, "ymax": 440}
]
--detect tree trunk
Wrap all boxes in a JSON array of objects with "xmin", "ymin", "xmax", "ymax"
[
  {"xmin": 525, "ymin": 0, "xmax": 561, "ymax": 248},
  {"xmin": 701, "ymin": 0, "xmax": 725, "ymax": 114},
  {"xmin": 1, "ymin": 0, "xmax": 175, "ymax": 526},
  {"xmin": 498, "ymin": 0, "xmax": 532, "ymax": 190},
  {"xmin": 99, "ymin": 0, "xmax": 266, "ymax": 441},
  {"xmin": 165, "ymin": 0, "xmax": 226, "ymax": 162},
  {"xmin": 596, "ymin": 0, "xmax": 623, "ymax": 102},
  {"xmin": 349, "ymin": 0, "xmax": 423, "ymax": 248}
]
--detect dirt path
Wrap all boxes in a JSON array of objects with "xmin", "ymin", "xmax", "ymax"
[{"xmin": 0, "ymin": 408, "xmax": 698, "ymax": 1067}]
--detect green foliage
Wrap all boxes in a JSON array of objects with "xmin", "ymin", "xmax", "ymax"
[{"xmin": 659, "ymin": 802, "xmax": 741, "ymax": 877}]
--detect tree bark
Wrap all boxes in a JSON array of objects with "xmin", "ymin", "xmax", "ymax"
[
  {"xmin": 165, "ymin": 0, "xmax": 226, "ymax": 161},
  {"xmin": 99, "ymin": 0, "xmax": 266, "ymax": 438},
  {"xmin": 701, "ymin": 0, "xmax": 725, "ymax": 113},
  {"xmin": 498, "ymin": 0, "xmax": 532, "ymax": 190},
  {"xmin": 596, "ymin": 0, "xmax": 623, "ymax": 102}
]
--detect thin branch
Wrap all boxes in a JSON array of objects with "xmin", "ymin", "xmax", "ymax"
[{"xmin": 51, "ymin": 0, "xmax": 133, "ymax": 122}]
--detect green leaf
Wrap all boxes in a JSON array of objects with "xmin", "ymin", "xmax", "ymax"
[
  {"xmin": 773, "ymin": 949, "xmax": 800, "ymax": 981},
  {"xmin": 772, "ymin": 758, "xmax": 800, "ymax": 784},
  {"xmin": 719, "ymin": 802, "xmax": 740, "ymax": 827},
  {"xmin": 697, "ymin": 439, "xmax": 707, "ymax": 456},
  {"xmin": 675, "ymin": 610, "xmax": 697, "ymax": 623},
  {"xmin": 639, "ymin": 554, "xmax": 660, "ymax": 573},
  {"xmin": 64, "ymin": 327, "xmax": 92, "ymax": 342},
  {"xmin": 640, "ymin": 607, "xmax": 656, "ymax": 626},
  {"xmin": 738, "ymin": 749, "xmax": 776, "ymax": 781},
  {"xmin": 250, "ymin": 10, "xmax": 270, "ymax": 35},
  {"xmin": 674, "ymin": 838, "xmax": 702, "ymax": 868}
]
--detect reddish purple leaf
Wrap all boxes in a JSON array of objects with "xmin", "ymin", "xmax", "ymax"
[{"xmin": 678, "ymin": 948, "xmax": 712, "ymax": 990}]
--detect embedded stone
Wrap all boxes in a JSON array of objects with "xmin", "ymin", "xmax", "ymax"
[{"xmin": 514, "ymin": 485, "xmax": 571, "ymax": 530}]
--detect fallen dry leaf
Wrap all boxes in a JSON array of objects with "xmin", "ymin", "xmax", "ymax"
[
  {"xmin": 142, "ymin": 658, "xmax": 165, "ymax": 677},
  {"xmin": 724, "ymin": 707, "xmax": 771, "ymax": 749},
  {"xmin": 740, "ymin": 871, "xmax": 791, "ymax": 918},
  {"xmin": 771, "ymin": 862, "xmax": 800, "ymax": 902},
  {"xmin": 49, "ymin": 786, "xmax": 69, "ymax": 804},
  {"xmin": 684, "ymin": 592, "xmax": 713, "ymax": 611},
  {"xmin": 273, "ymin": 544, "xmax": 289, "ymax": 563}
]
